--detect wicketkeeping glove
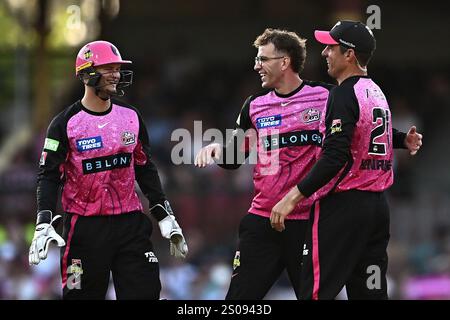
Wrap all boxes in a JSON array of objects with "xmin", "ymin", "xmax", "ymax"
[
  {"xmin": 29, "ymin": 211, "xmax": 66, "ymax": 265},
  {"xmin": 151, "ymin": 201, "xmax": 188, "ymax": 259}
]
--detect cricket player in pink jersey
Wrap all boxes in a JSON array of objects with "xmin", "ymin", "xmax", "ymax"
[
  {"xmin": 270, "ymin": 21, "xmax": 423, "ymax": 299},
  {"xmin": 196, "ymin": 27, "xmax": 420, "ymax": 300},
  {"xmin": 195, "ymin": 29, "xmax": 332, "ymax": 299},
  {"xmin": 28, "ymin": 40, "xmax": 188, "ymax": 299}
]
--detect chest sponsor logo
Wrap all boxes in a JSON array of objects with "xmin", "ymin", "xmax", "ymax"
[
  {"xmin": 302, "ymin": 108, "xmax": 321, "ymax": 123},
  {"xmin": 256, "ymin": 115, "xmax": 282, "ymax": 129},
  {"xmin": 82, "ymin": 152, "xmax": 132, "ymax": 174},
  {"xmin": 121, "ymin": 131, "xmax": 136, "ymax": 145},
  {"xmin": 76, "ymin": 136, "xmax": 103, "ymax": 152},
  {"xmin": 262, "ymin": 130, "xmax": 323, "ymax": 150}
]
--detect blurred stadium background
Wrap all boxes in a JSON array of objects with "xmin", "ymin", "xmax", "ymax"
[{"xmin": 0, "ymin": 0, "xmax": 449, "ymax": 300}]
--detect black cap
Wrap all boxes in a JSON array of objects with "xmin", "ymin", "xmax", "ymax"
[{"xmin": 314, "ymin": 20, "xmax": 376, "ymax": 53}]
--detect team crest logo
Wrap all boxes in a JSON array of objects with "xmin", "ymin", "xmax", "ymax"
[
  {"xmin": 302, "ymin": 108, "xmax": 321, "ymax": 123},
  {"xmin": 121, "ymin": 132, "xmax": 136, "ymax": 145},
  {"xmin": 83, "ymin": 49, "xmax": 93, "ymax": 60}
]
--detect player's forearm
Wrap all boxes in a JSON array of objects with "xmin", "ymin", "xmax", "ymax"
[
  {"xmin": 392, "ymin": 128, "xmax": 407, "ymax": 149},
  {"xmin": 36, "ymin": 178, "xmax": 60, "ymax": 213},
  {"xmin": 135, "ymin": 164, "xmax": 166, "ymax": 200},
  {"xmin": 217, "ymin": 132, "xmax": 250, "ymax": 170},
  {"xmin": 217, "ymin": 145, "xmax": 248, "ymax": 170},
  {"xmin": 298, "ymin": 130, "xmax": 352, "ymax": 197},
  {"xmin": 297, "ymin": 153, "xmax": 346, "ymax": 197}
]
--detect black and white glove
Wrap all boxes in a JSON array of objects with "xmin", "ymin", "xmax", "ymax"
[
  {"xmin": 29, "ymin": 210, "xmax": 66, "ymax": 265},
  {"xmin": 151, "ymin": 201, "xmax": 188, "ymax": 259}
]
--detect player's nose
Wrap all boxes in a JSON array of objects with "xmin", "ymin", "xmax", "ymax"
[
  {"xmin": 321, "ymin": 47, "xmax": 328, "ymax": 57},
  {"xmin": 110, "ymin": 70, "xmax": 121, "ymax": 81}
]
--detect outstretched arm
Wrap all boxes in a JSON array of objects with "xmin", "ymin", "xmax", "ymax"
[
  {"xmin": 195, "ymin": 95, "xmax": 256, "ymax": 170},
  {"xmin": 403, "ymin": 126, "xmax": 423, "ymax": 155}
]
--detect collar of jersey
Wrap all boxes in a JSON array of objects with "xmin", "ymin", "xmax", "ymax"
[
  {"xmin": 274, "ymin": 81, "xmax": 306, "ymax": 98},
  {"xmin": 79, "ymin": 100, "xmax": 113, "ymax": 116},
  {"xmin": 340, "ymin": 75, "xmax": 371, "ymax": 85}
]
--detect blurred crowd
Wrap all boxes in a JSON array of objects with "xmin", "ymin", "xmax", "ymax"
[{"xmin": 1, "ymin": 45, "xmax": 450, "ymax": 299}]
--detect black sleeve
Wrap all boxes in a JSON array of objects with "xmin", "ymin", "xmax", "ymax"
[
  {"xmin": 36, "ymin": 115, "xmax": 69, "ymax": 215},
  {"xmin": 218, "ymin": 96, "xmax": 255, "ymax": 170},
  {"xmin": 297, "ymin": 86, "xmax": 359, "ymax": 197},
  {"xmin": 134, "ymin": 111, "xmax": 169, "ymax": 221},
  {"xmin": 392, "ymin": 128, "xmax": 407, "ymax": 149}
]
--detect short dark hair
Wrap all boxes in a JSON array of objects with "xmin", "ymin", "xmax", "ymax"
[
  {"xmin": 339, "ymin": 45, "xmax": 374, "ymax": 67},
  {"xmin": 254, "ymin": 28, "xmax": 307, "ymax": 74}
]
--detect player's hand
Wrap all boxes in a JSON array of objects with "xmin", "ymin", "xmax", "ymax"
[
  {"xmin": 270, "ymin": 187, "xmax": 304, "ymax": 232},
  {"xmin": 158, "ymin": 215, "xmax": 189, "ymax": 258},
  {"xmin": 153, "ymin": 201, "xmax": 188, "ymax": 259},
  {"xmin": 29, "ymin": 212, "xmax": 66, "ymax": 265},
  {"xmin": 404, "ymin": 126, "xmax": 423, "ymax": 156},
  {"xmin": 194, "ymin": 143, "xmax": 222, "ymax": 168}
]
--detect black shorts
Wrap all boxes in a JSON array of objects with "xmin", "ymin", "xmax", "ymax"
[
  {"xmin": 300, "ymin": 190, "xmax": 390, "ymax": 300},
  {"xmin": 226, "ymin": 213, "xmax": 307, "ymax": 300},
  {"xmin": 60, "ymin": 212, "xmax": 161, "ymax": 300}
]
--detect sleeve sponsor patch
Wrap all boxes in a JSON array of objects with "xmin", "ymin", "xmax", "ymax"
[
  {"xmin": 44, "ymin": 138, "xmax": 60, "ymax": 151},
  {"xmin": 331, "ymin": 119, "xmax": 342, "ymax": 134},
  {"xmin": 39, "ymin": 151, "xmax": 47, "ymax": 166}
]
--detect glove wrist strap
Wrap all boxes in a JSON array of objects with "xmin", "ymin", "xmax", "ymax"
[
  {"xmin": 150, "ymin": 200, "xmax": 174, "ymax": 222},
  {"xmin": 36, "ymin": 210, "xmax": 52, "ymax": 225}
]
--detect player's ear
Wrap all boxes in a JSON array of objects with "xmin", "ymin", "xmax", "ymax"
[
  {"xmin": 282, "ymin": 56, "xmax": 290, "ymax": 71},
  {"xmin": 77, "ymin": 71, "xmax": 87, "ymax": 85},
  {"xmin": 346, "ymin": 49, "xmax": 356, "ymax": 62}
]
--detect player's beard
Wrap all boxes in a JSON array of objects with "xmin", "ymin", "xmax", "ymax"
[
  {"xmin": 103, "ymin": 83, "xmax": 118, "ymax": 95},
  {"xmin": 96, "ymin": 82, "xmax": 118, "ymax": 100}
]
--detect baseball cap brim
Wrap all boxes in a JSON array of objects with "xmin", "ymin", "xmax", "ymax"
[{"xmin": 314, "ymin": 30, "xmax": 339, "ymax": 45}]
